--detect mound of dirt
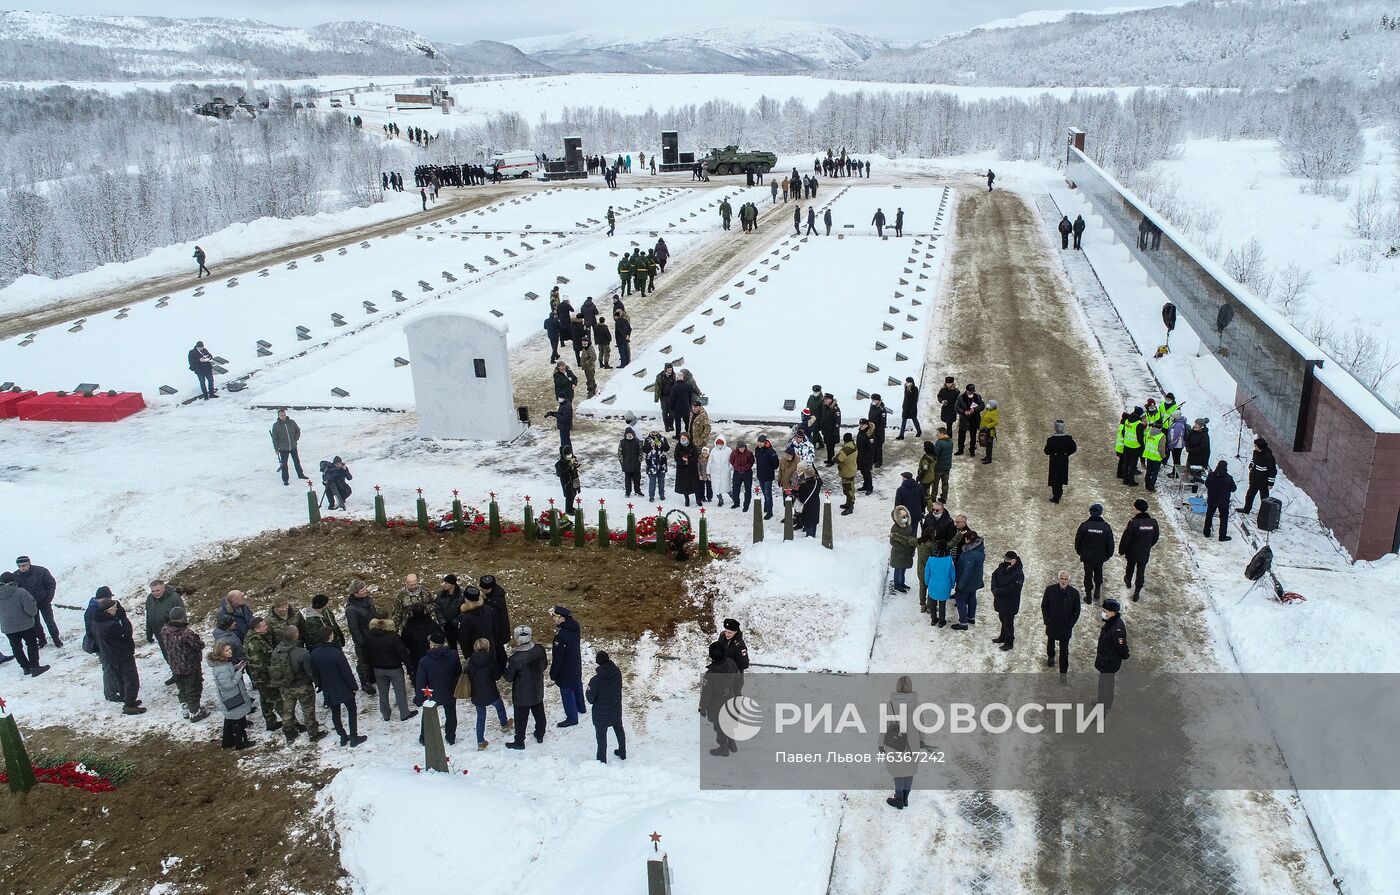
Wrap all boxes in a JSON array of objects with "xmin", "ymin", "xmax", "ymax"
[
  {"xmin": 0, "ymin": 726, "xmax": 339, "ymax": 895},
  {"xmin": 168, "ymin": 521, "xmax": 717, "ymax": 645}
]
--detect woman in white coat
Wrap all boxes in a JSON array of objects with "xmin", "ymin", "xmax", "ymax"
[{"xmin": 706, "ymin": 435, "xmax": 733, "ymax": 507}]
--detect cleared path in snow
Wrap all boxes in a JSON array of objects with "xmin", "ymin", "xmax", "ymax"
[{"xmin": 824, "ymin": 188, "xmax": 1334, "ymax": 895}]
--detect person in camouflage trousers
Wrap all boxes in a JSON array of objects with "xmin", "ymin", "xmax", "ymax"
[
  {"xmin": 158, "ymin": 606, "xmax": 208, "ymax": 721},
  {"xmin": 271, "ymin": 626, "xmax": 324, "ymax": 743},
  {"xmin": 244, "ymin": 616, "xmax": 282, "ymax": 732},
  {"xmin": 631, "ymin": 250, "xmax": 650, "ymax": 297}
]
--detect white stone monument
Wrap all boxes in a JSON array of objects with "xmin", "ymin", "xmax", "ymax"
[{"xmin": 405, "ymin": 311, "xmax": 523, "ymax": 441}]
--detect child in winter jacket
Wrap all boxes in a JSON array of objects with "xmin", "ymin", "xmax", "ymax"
[{"xmin": 922, "ymin": 540, "xmax": 956, "ymax": 627}]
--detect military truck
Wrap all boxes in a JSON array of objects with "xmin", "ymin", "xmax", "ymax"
[{"xmin": 703, "ymin": 145, "xmax": 777, "ymax": 176}]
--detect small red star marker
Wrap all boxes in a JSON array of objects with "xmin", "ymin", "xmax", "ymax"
[
  {"xmin": 453, "ymin": 489, "xmax": 459, "ymax": 497},
  {"xmin": 0, "ymin": 695, "xmax": 8, "ymax": 713},
  {"xmin": 421, "ymin": 687, "xmax": 434, "ymax": 700},
  {"xmin": 649, "ymin": 831, "xmax": 662, "ymax": 852}
]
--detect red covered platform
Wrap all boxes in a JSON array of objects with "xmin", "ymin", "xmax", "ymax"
[
  {"xmin": 0, "ymin": 390, "xmax": 39, "ymax": 418},
  {"xmin": 15, "ymin": 391, "xmax": 146, "ymax": 422}
]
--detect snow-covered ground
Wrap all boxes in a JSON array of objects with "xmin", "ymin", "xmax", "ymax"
[
  {"xmin": 1048, "ymin": 182, "xmax": 1400, "ymax": 895},
  {"xmin": 585, "ymin": 186, "xmax": 950, "ymax": 421},
  {"xmin": 1148, "ymin": 131, "xmax": 1400, "ymax": 408}
]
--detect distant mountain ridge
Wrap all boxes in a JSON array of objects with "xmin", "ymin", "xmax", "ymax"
[
  {"xmin": 512, "ymin": 22, "xmax": 889, "ymax": 72},
  {"xmin": 0, "ymin": 11, "xmax": 547, "ymax": 80}
]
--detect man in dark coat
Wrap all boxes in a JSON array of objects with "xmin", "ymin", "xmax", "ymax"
[
  {"xmin": 700, "ymin": 640, "xmax": 740, "ymax": 756},
  {"xmin": 13, "ymin": 556, "xmax": 60, "ymax": 647},
  {"xmin": 855, "ymin": 421, "xmax": 875, "ymax": 494},
  {"xmin": 1072, "ymin": 214, "xmax": 1086, "ymax": 249},
  {"xmin": 456, "ymin": 586, "xmax": 498, "ymax": 663},
  {"xmin": 1041, "ymin": 572, "xmax": 1081, "ymax": 675},
  {"xmin": 434, "ymin": 575, "xmax": 463, "ymax": 652},
  {"xmin": 504, "ymin": 626, "xmax": 549, "ymax": 749},
  {"xmin": 954, "ymin": 384, "xmax": 984, "ymax": 457},
  {"xmin": 936, "ymin": 375, "xmax": 959, "ymax": 432},
  {"xmin": 1238, "ymin": 437, "xmax": 1277, "ymax": 515},
  {"xmin": 990, "ymin": 552, "xmax": 1025, "ymax": 651},
  {"xmin": 95, "ymin": 597, "xmax": 144, "ymax": 713},
  {"xmin": 1094, "ymin": 598, "xmax": 1130, "ymax": 708},
  {"xmin": 1043, "ymin": 420, "xmax": 1078, "ymax": 503},
  {"xmin": 619, "ymin": 426, "xmax": 643, "ymax": 497},
  {"xmin": 1204, "ymin": 460, "xmax": 1237, "ymax": 541},
  {"xmin": 1185, "ymin": 418, "xmax": 1211, "ymax": 471},
  {"xmin": 543, "ymin": 314, "xmax": 561, "ymax": 363},
  {"xmin": 585, "ymin": 650, "xmax": 626, "ymax": 763},
  {"xmin": 614, "ymin": 309, "xmax": 632, "ymax": 368},
  {"xmin": 920, "ymin": 501, "xmax": 956, "ymax": 552},
  {"xmin": 308, "ymin": 626, "xmax": 365, "ymax": 746},
  {"xmin": 819, "ymin": 395, "xmax": 842, "ymax": 464},
  {"xmin": 894, "ymin": 473, "xmax": 924, "ymax": 538},
  {"xmin": 897, "ymin": 378, "xmax": 921, "ymax": 439},
  {"xmin": 894, "ymin": 207, "xmax": 904, "ymax": 237},
  {"xmin": 0, "ymin": 572, "xmax": 45, "ymax": 675},
  {"xmin": 415, "ymin": 632, "xmax": 463, "ymax": 744},
  {"xmin": 1119, "ymin": 499, "xmax": 1160, "ymax": 601},
  {"xmin": 216, "ymin": 590, "xmax": 254, "ymax": 640},
  {"xmin": 188, "ymin": 341, "xmax": 216, "ymax": 399},
  {"xmin": 1058, "ymin": 215, "xmax": 1072, "ymax": 249},
  {"xmin": 1074, "ymin": 504, "xmax": 1114, "ymax": 605},
  {"xmin": 479, "ymin": 575, "xmax": 511, "ymax": 668},
  {"xmin": 344, "ymin": 579, "xmax": 378, "ymax": 695},
  {"xmin": 872, "ymin": 208, "xmax": 886, "ymax": 237},
  {"xmin": 867, "ymin": 394, "xmax": 889, "ymax": 467},
  {"xmin": 550, "ymin": 606, "xmax": 586, "ymax": 726}
]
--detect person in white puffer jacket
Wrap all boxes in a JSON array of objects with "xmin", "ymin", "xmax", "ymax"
[{"xmin": 707, "ymin": 436, "xmax": 733, "ymax": 507}]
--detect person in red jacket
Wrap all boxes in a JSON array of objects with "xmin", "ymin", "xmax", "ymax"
[{"xmin": 728, "ymin": 440, "xmax": 755, "ymax": 511}]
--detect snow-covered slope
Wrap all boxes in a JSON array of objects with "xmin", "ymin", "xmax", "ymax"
[
  {"xmin": 855, "ymin": 0, "xmax": 1391, "ymax": 88},
  {"xmin": 0, "ymin": 11, "xmax": 545, "ymax": 79},
  {"xmin": 513, "ymin": 22, "xmax": 888, "ymax": 72}
]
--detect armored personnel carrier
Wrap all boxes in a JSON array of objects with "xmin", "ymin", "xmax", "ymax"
[{"xmin": 703, "ymin": 145, "xmax": 776, "ymax": 175}]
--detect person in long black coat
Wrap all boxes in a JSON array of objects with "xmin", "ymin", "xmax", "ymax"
[
  {"xmin": 936, "ymin": 376, "xmax": 959, "ymax": 431},
  {"xmin": 1238, "ymin": 437, "xmax": 1277, "ymax": 515},
  {"xmin": 456, "ymin": 587, "xmax": 497, "ymax": 661},
  {"xmin": 554, "ymin": 299, "xmax": 575, "ymax": 346},
  {"xmin": 309, "ymin": 627, "xmax": 364, "ymax": 746},
  {"xmin": 794, "ymin": 468, "xmax": 822, "ymax": 537},
  {"xmin": 1185, "ymin": 419, "xmax": 1211, "ymax": 471},
  {"xmin": 894, "ymin": 473, "xmax": 924, "ymax": 538},
  {"xmin": 1203, "ymin": 460, "xmax": 1236, "ymax": 541},
  {"xmin": 1118, "ymin": 499, "xmax": 1160, "ymax": 600},
  {"xmin": 435, "ymin": 576, "xmax": 463, "ymax": 652},
  {"xmin": 1041, "ymin": 573, "xmax": 1081, "ymax": 674},
  {"xmin": 479, "ymin": 575, "xmax": 510, "ymax": 669},
  {"xmin": 414, "ymin": 633, "xmax": 462, "ymax": 744},
  {"xmin": 585, "ymin": 650, "xmax": 626, "ymax": 763},
  {"xmin": 898, "ymin": 377, "xmax": 922, "ymax": 439},
  {"xmin": 669, "ymin": 372, "xmax": 699, "ymax": 435},
  {"xmin": 990, "ymin": 552, "xmax": 1025, "ymax": 651},
  {"xmin": 674, "ymin": 436, "xmax": 701, "ymax": 504},
  {"xmin": 618, "ymin": 426, "xmax": 643, "ymax": 497},
  {"xmin": 1043, "ymin": 420, "xmax": 1078, "ymax": 503},
  {"xmin": 94, "ymin": 598, "xmax": 143, "ymax": 713},
  {"xmin": 700, "ymin": 640, "xmax": 740, "ymax": 756}
]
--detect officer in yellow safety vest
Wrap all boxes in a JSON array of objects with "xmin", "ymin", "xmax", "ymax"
[
  {"xmin": 1160, "ymin": 392, "xmax": 1181, "ymax": 427},
  {"xmin": 1143, "ymin": 397, "xmax": 1161, "ymax": 429},
  {"xmin": 1142, "ymin": 424, "xmax": 1166, "ymax": 492},
  {"xmin": 1114, "ymin": 413, "xmax": 1128, "ymax": 479},
  {"xmin": 1121, "ymin": 407, "xmax": 1144, "ymax": 486}
]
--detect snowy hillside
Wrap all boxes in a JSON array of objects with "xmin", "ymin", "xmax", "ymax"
[
  {"xmin": 855, "ymin": 0, "xmax": 1396, "ymax": 87},
  {"xmin": 921, "ymin": 3, "xmax": 1188, "ymax": 45},
  {"xmin": 513, "ymin": 22, "xmax": 888, "ymax": 72},
  {"xmin": 0, "ymin": 11, "xmax": 544, "ymax": 79}
]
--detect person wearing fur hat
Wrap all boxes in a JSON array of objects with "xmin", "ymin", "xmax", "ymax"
[
  {"xmin": 729, "ymin": 439, "xmax": 755, "ymax": 510},
  {"xmin": 889, "ymin": 507, "xmax": 917, "ymax": 593},
  {"xmin": 585, "ymin": 650, "xmax": 626, "ymax": 762},
  {"xmin": 836, "ymin": 433, "xmax": 859, "ymax": 514},
  {"xmin": 618, "ymin": 426, "xmax": 643, "ymax": 497},
  {"xmin": 1094, "ymin": 598, "xmax": 1130, "ymax": 709},
  {"xmin": 990, "ymin": 551, "xmax": 1025, "ymax": 651},
  {"xmin": 550, "ymin": 606, "xmax": 586, "ymax": 727},
  {"xmin": 504, "ymin": 625, "xmax": 549, "ymax": 749},
  {"xmin": 1043, "ymin": 420, "xmax": 1078, "ymax": 503}
]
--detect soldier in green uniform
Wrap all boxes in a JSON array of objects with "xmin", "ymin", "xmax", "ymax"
[
  {"xmin": 244, "ymin": 616, "xmax": 282, "ymax": 732},
  {"xmin": 300, "ymin": 594, "xmax": 345, "ymax": 648},
  {"xmin": 646, "ymin": 249, "xmax": 659, "ymax": 292},
  {"xmin": 579, "ymin": 338, "xmax": 598, "ymax": 398},
  {"xmin": 271, "ymin": 626, "xmax": 324, "ymax": 743},
  {"xmin": 719, "ymin": 199, "xmax": 733, "ymax": 231},
  {"xmin": 632, "ymin": 250, "xmax": 649, "ymax": 297},
  {"xmin": 617, "ymin": 254, "xmax": 632, "ymax": 296},
  {"xmin": 267, "ymin": 596, "xmax": 305, "ymax": 645}
]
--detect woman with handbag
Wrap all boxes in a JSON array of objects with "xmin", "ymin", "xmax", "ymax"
[
  {"xmin": 978, "ymin": 400, "xmax": 1000, "ymax": 465},
  {"xmin": 466, "ymin": 637, "xmax": 512, "ymax": 750},
  {"xmin": 209, "ymin": 640, "xmax": 255, "ymax": 749}
]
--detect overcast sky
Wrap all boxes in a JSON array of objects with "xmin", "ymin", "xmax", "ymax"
[{"xmin": 12, "ymin": 1, "xmax": 1174, "ymax": 43}]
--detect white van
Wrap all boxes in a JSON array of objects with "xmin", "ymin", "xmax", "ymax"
[{"xmin": 490, "ymin": 150, "xmax": 539, "ymax": 178}]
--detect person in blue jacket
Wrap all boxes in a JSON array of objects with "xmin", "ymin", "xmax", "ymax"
[
  {"xmin": 415, "ymin": 631, "xmax": 463, "ymax": 745},
  {"xmin": 550, "ymin": 605, "xmax": 586, "ymax": 726},
  {"xmin": 950, "ymin": 529, "xmax": 986, "ymax": 630},
  {"xmin": 922, "ymin": 539, "xmax": 956, "ymax": 629}
]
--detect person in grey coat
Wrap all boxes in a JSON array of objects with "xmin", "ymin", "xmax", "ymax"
[
  {"xmin": 144, "ymin": 579, "xmax": 186, "ymax": 679},
  {"xmin": 504, "ymin": 625, "xmax": 549, "ymax": 750},
  {"xmin": 270, "ymin": 408, "xmax": 306, "ymax": 486},
  {"xmin": 208, "ymin": 640, "xmax": 254, "ymax": 749},
  {"xmin": 0, "ymin": 572, "xmax": 47, "ymax": 676}
]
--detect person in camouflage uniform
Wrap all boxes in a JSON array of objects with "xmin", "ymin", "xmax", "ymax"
[
  {"xmin": 392, "ymin": 574, "xmax": 430, "ymax": 634},
  {"xmin": 271, "ymin": 626, "xmax": 324, "ymax": 743},
  {"xmin": 300, "ymin": 593, "xmax": 345, "ymax": 648},
  {"xmin": 719, "ymin": 198, "xmax": 733, "ymax": 230},
  {"xmin": 617, "ymin": 254, "xmax": 632, "ymax": 296},
  {"xmin": 158, "ymin": 606, "xmax": 208, "ymax": 721},
  {"xmin": 267, "ymin": 596, "xmax": 305, "ymax": 645},
  {"xmin": 579, "ymin": 338, "xmax": 598, "ymax": 398},
  {"xmin": 645, "ymin": 249, "xmax": 659, "ymax": 292},
  {"xmin": 631, "ymin": 250, "xmax": 649, "ymax": 297},
  {"xmin": 243, "ymin": 616, "xmax": 282, "ymax": 732}
]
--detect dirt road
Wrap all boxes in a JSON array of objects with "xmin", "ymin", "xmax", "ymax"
[{"xmin": 827, "ymin": 188, "xmax": 1329, "ymax": 895}]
